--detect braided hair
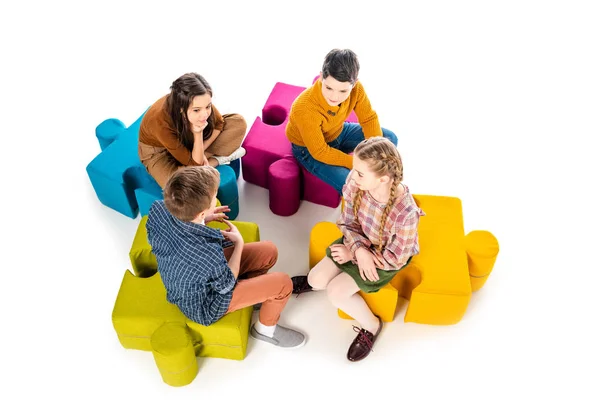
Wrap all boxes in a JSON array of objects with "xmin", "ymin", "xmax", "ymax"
[{"xmin": 353, "ymin": 137, "xmax": 404, "ymax": 252}]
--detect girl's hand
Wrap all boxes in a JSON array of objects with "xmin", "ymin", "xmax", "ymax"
[
  {"xmin": 355, "ymin": 248, "xmax": 379, "ymax": 282},
  {"xmin": 192, "ymin": 121, "xmax": 209, "ymax": 135},
  {"xmin": 329, "ymin": 244, "xmax": 352, "ymax": 264},
  {"xmin": 371, "ymin": 251, "xmax": 386, "ymax": 269}
]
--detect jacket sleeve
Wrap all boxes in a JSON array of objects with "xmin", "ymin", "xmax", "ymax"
[{"xmin": 149, "ymin": 118, "xmax": 201, "ymax": 166}]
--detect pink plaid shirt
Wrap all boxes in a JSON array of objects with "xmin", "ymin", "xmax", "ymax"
[{"xmin": 337, "ymin": 177, "xmax": 425, "ymax": 271}]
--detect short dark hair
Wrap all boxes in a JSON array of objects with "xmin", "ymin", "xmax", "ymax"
[
  {"xmin": 163, "ymin": 166, "xmax": 220, "ymax": 222},
  {"xmin": 321, "ymin": 49, "xmax": 360, "ymax": 84}
]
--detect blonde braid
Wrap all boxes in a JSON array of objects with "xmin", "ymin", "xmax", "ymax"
[
  {"xmin": 353, "ymin": 189, "xmax": 363, "ymax": 222},
  {"xmin": 378, "ymin": 173, "xmax": 401, "ymax": 253},
  {"xmin": 353, "ymin": 136, "xmax": 405, "ymax": 253},
  {"xmin": 395, "ymin": 155, "xmax": 404, "ymax": 182}
]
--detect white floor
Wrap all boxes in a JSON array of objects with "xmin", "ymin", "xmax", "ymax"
[{"xmin": 2, "ymin": 1, "xmax": 599, "ymax": 399}]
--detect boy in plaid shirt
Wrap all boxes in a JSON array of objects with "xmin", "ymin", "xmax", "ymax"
[{"xmin": 147, "ymin": 166, "xmax": 306, "ymax": 348}]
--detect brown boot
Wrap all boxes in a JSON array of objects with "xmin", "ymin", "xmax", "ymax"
[{"xmin": 346, "ymin": 317, "xmax": 382, "ymax": 362}]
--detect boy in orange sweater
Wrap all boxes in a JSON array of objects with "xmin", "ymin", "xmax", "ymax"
[{"xmin": 285, "ymin": 48, "xmax": 398, "ymax": 195}]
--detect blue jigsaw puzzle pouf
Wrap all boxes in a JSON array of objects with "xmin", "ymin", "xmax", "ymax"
[{"xmin": 86, "ymin": 110, "xmax": 240, "ymax": 219}]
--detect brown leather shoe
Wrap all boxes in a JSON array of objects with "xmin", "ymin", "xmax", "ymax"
[{"xmin": 346, "ymin": 317, "xmax": 382, "ymax": 362}]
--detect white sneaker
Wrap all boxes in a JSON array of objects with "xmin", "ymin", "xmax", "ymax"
[{"xmin": 212, "ymin": 147, "xmax": 246, "ymax": 166}]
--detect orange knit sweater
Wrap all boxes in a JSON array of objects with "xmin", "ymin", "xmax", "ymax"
[{"xmin": 285, "ymin": 79, "xmax": 382, "ymax": 169}]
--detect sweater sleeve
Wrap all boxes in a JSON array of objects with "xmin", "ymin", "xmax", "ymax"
[
  {"xmin": 152, "ymin": 120, "xmax": 201, "ymax": 166},
  {"xmin": 353, "ymin": 82, "xmax": 382, "ymax": 139},
  {"xmin": 337, "ymin": 176, "xmax": 371, "ymax": 256},
  {"xmin": 292, "ymin": 110, "xmax": 354, "ymax": 169}
]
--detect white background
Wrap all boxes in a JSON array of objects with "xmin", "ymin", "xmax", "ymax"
[{"xmin": 1, "ymin": 0, "xmax": 599, "ymax": 398}]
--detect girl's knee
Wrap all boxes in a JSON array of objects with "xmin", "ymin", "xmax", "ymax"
[
  {"xmin": 226, "ymin": 114, "xmax": 247, "ymax": 132},
  {"xmin": 308, "ymin": 269, "xmax": 327, "ymax": 291},
  {"xmin": 326, "ymin": 277, "xmax": 355, "ymax": 304},
  {"xmin": 228, "ymin": 113, "xmax": 246, "ymax": 123},
  {"xmin": 326, "ymin": 281, "xmax": 343, "ymax": 303}
]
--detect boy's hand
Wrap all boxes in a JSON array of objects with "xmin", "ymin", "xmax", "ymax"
[
  {"xmin": 205, "ymin": 205, "xmax": 230, "ymax": 223},
  {"xmin": 220, "ymin": 220, "xmax": 244, "ymax": 246}
]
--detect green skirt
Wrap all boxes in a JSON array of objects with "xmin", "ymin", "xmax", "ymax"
[{"xmin": 326, "ymin": 237, "xmax": 411, "ymax": 293}]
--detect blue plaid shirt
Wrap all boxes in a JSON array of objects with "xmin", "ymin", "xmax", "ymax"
[{"xmin": 146, "ymin": 201, "xmax": 236, "ymax": 326}]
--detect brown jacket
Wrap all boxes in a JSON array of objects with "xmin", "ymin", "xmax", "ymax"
[{"xmin": 139, "ymin": 95, "xmax": 225, "ymax": 166}]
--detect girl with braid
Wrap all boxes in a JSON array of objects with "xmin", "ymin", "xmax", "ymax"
[{"xmin": 295, "ymin": 137, "xmax": 425, "ymax": 362}]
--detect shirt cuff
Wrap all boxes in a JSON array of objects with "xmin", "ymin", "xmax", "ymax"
[{"xmin": 218, "ymin": 277, "xmax": 236, "ymax": 294}]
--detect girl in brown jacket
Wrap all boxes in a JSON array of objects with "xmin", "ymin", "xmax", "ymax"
[{"xmin": 138, "ymin": 72, "xmax": 247, "ymax": 187}]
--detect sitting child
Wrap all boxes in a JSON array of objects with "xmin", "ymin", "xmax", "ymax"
[
  {"xmin": 293, "ymin": 137, "xmax": 424, "ymax": 361},
  {"xmin": 146, "ymin": 166, "xmax": 306, "ymax": 348}
]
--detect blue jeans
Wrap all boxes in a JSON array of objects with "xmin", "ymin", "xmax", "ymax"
[{"xmin": 291, "ymin": 123, "xmax": 398, "ymax": 195}]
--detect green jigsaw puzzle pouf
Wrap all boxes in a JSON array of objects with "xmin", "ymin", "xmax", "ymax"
[{"xmin": 151, "ymin": 322, "xmax": 199, "ymax": 387}]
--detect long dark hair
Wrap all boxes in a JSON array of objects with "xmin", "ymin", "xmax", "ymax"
[{"xmin": 166, "ymin": 73, "xmax": 215, "ymax": 151}]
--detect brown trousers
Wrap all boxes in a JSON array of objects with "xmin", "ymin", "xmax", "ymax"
[
  {"xmin": 138, "ymin": 113, "xmax": 246, "ymax": 188},
  {"xmin": 224, "ymin": 241, "xmax": 292, "ymax": 326}
]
